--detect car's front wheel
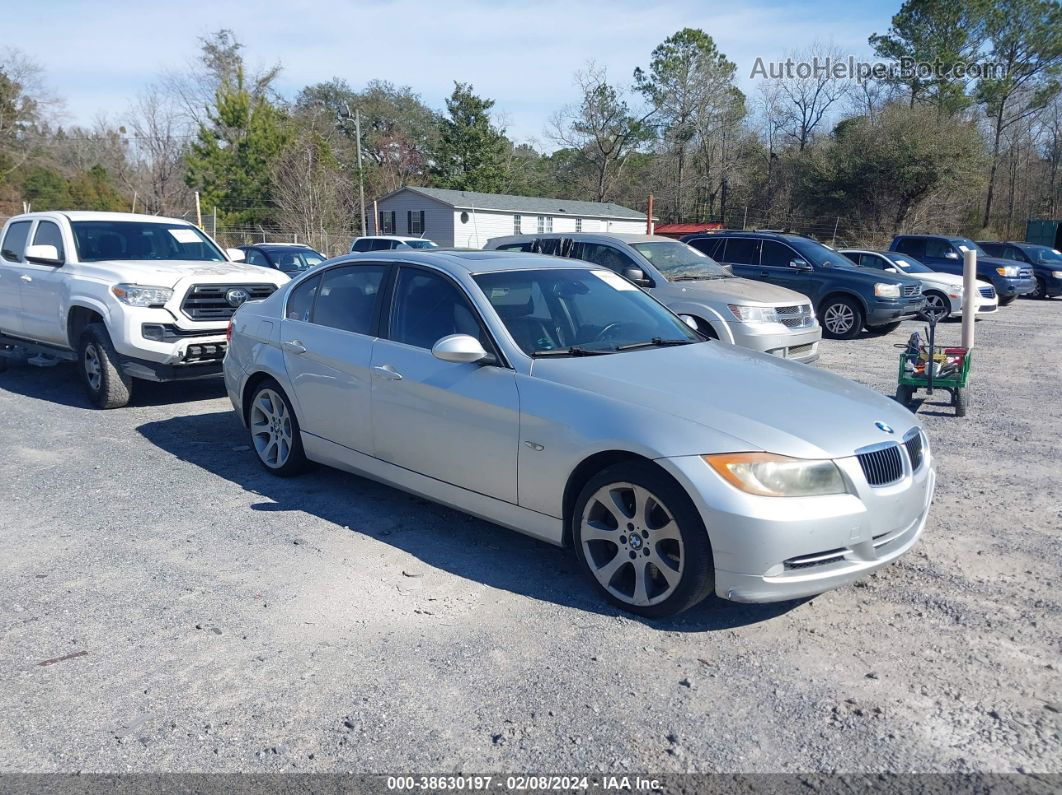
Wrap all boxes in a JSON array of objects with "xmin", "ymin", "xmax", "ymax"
[
  {"xmin": 573, "ymin": 461, "xmax": 714, "ymax": 617},
  {"xmin": 247, "ymin": 380, "xmax": 308, "ymax": 476},
  {"xmin": 1030, "ymin": 277, "xmax": 1046, "ymax": 299},
  {"xmin": 79, "ymin": 324, "xmax": 131, "ymax": 409},
  {"xmin": 820, "ymin": 296, "xmax": 863, "ymax": 339}
]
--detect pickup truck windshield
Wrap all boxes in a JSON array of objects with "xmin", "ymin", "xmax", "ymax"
[
  {"xmin": 71, "ymin": 221, "xmax": 226, "ymax": 263},
  {"xmin": 629, "ymin": 241, "xmax": 732, "ymax": 280}
]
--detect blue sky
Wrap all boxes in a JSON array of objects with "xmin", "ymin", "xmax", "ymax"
[{"xmin": 7, "ymin": 0, "xmax": 897, "ymax": 144}]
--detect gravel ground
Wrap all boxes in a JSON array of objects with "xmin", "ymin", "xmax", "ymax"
[{"xmin": 0, "ymin": 298, "xmax": 1059, "ymax": 775}]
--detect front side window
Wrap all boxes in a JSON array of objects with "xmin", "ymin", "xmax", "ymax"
[
  {"xmin": 475, "ymin": 268, "xmax": 698, "ymax": 356},
  {"xmin": 286, "ymin": 275, "xmax": 321, "ymax": 322},
  {"xmin": 924, "ymin": 238, "xmax": 956, "ymax": 259},
  {"xmin": 1, "ymin": 221, "xmax": 33, "ymax": 262},
  {"xmin": 70, "ymin": 221, "xmax": 225, "ymax": 262},
  {"xmin": 760, "ymin": 241, "xmax": 799, "ymax": 269},
  {"xmin": 32, "ymin": 220, "xmax": 65, "ymax": 260},
  {"xmin": 576, "ymin": 242, "xmax": 640, "ymax": 274},
  {"xmin": 271, "ymin": 249, "xmax": 324, "ymax": 272},
  {"xmin": 312, "ymin": 264, "xmax": 387, "ymax": 335},
  {"xmin": 894, "ymin": 238, "xmax": 925, "ymax": 258},
  {"xmin": 389, "ymin": 266, "xmax": 487, "ymax": 350},
  {"xmin": 630, "ymin": 241, "xmax": 731, "ymax": 280}
]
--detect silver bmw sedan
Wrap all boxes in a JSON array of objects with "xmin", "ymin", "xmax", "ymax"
[{"xmin": 223, "ymin": 250, "xmax": 934, "ymax": 617}]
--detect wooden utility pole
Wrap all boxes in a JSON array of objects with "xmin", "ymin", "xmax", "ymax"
[
  {"xmin": 194, "ymin": 192, "xmax": 202, "ymax": 229},
  {"xmin": 646, "ymin": 194, "xmax": 654, "ymax": 235},
  {"xmin": 355, "ymin": 108, "xmax": 367, "ymax": 236}
]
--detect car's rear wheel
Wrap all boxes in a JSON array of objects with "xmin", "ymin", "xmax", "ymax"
[
  {"xmin": 920, "ymin": 291, "xmax": 950, "ymax": 321},
  {"xmin": 248, "ymin": 381, "xmax": 308, "ymax": 476},
  {"xmin": 573, "ymin": 461, "xmax": 714, "ymax": 618},
  {"xmin": 79, "ymin": 324, "xmax": 131, "ymax": 409},
  {"xmin": 820, "ymin": 296, "xmax": 863, "ymax": 339}
]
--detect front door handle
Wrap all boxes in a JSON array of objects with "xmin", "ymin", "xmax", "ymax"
[
  {"xmin": 758, "ymin": 270, "xmax": 769, "ymax": 278},
  {"xmin": 282, "ymin": 339, "xmax": 306, "ymax": 354},
  {"xmin": 372, "ymin": 364, "xmax": 403, "ymax": 381},
  {"xmin": 20, "ymin": 274, "xmax": 32, "ymax": 282}
]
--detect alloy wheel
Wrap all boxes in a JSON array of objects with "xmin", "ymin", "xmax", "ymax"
[
  {"xmin": 923, "ymin": 293, "xmax": 948, "ymax": 320},
  {"xmin": 83, "ymin": 344, "xmax": 102, "ymax": 392},
  {"xmin": 250, "ymin": 388, "xmax": 293, "ymax": 469},
  {"xmin": 580, "ymin": 482, "xmax": 684, "ymax": 607},
  {"xmin": 823, "ymin": 303, "xmax": 855, "ymax": 335}
]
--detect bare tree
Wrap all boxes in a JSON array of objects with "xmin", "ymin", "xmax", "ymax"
[
  {"xmin": 775, "ymin": 42, "xmax": 852, "ymax": 152},
  {"xmin": 126, "ymin": 85, "xmax": 190, "ymax": 214}
]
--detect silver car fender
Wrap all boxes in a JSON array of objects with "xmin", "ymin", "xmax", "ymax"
[{"xmin": 660, "ymin": 300, "xmax": 735, "ymax": 343}]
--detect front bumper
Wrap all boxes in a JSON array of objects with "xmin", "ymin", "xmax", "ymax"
[
  {"xmin": 110, "ymin": 306, "xmax": 229, "ymax": 368},
  {"xmin": 867, "ymin": 295, "xmax": 925, "ymax": 325},
  {"xmin": 658, "ymin": 441, "xmax": 935, "ymax": 603},
  {"xmin": 727, "ymin": 322, "xmax": 821, "ymax": 363},
  {"xmin": 995, "ymin": 275, "xmax": 1036, "ymax": 298}
]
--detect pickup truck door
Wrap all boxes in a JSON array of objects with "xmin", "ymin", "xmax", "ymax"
[
  {"xmin": 0, "ymin": 219, "xmax": 33, "ymax": 336},
  {"xmin": 18, "ymin": 220, "xmax": 69, "ymax": 345}
]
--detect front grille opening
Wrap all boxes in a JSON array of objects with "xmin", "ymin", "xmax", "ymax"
[
  {"xmin": 784, "ymin": 547, "xmax": 849, "ymax": 570},
  {"xmin": 788, "ymin": 342, "xmax": 816, "ymax": 357},
  {"xmin": 776, "ymin": 304, "xmax": 814, "ymax": 328},
  {"xmin": 904, "ymin": 432, "xmax": 924, "ymax": 471},
  {"xmin": 183, "ymin": 342, "xmax": 227, "ymax": 363},
  {"xmin": 856, "ymin": 444, "xmax": 904, "ymax": 486},
  {"xmin": 181, "ymin": 284, "xmax": 277, "ymax": 321},
  {"xmin": 902, "ymin": 284, "xmax": 921, "ymax": 296},
  {"xmin": 979, "ymin": 285, "xmax": 996, "ymax": 298}
]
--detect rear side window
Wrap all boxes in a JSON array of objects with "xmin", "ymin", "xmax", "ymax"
[
  {"xmin": 894, "ymin": 238, "xmax": 925, "ymax": 258},
  {"xmin": 32, "ymin": 221, "xmax": 65, "ymax": 260},
  {"xmin": 924, "ymin": 239, "xmax": 955, "ymax": 258},
  {"xmin": 1005, "ymin": 245, "xmax": 1028, "ymax": 262},
  {"xmin": 245, "ymin": 249, "xmax": 270, "ymax": 266},
  {"xmin": 1, "ymin": 221, "xmax": 32, "ymax": 262},
  {"xmin": 286, "ymin": 275, "xmax": 321, "ymax": 322},
  {"xmin": 312, "ymin": 264, "xmax": 387, "ymax": 335},
  {"xmin": 723, "ymin": 238, "xmax": 761, "ymax": 265},
  {"xmin": 575, "ymin": 242, "xmax": 639, "ymax": 273},
  {"xmin": 859, "ymin": 253, "xmax": 886, "ymax": 269}
]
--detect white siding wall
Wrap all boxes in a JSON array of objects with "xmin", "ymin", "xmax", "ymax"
[
  {"xmin": 375, "ymin": 191, "xmax": 455, "ymax": 246},
  {"xmin": 605, "ymin": 219, "xmax": 649, "ymax": 234}
]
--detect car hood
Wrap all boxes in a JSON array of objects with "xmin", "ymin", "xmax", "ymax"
[
  {"xmin": 664, "ymin": 277, "xmax": 809, "ymax": 306},
  {"xmin": 74, "ymin": 259, "xmax": 287, "ymax": 288},
  {"xmin": 912, "ymin": 271, "xmax": 963, "ymax": 288},
  {"xmin": 531, "ymin": 342, "xmax": 918, "ymax": 460}
]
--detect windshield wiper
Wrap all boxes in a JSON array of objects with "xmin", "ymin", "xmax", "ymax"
[
  {"xmin": 670, "ymin": 274, "xmax": 726, "ymax": 281},
  {"xmin": 530, "ymin": 346, "xmax": 613, "ymax": 357},
  {"xmin": 614, "ymin": 338, "xmax": 697, "ymax": 351}
]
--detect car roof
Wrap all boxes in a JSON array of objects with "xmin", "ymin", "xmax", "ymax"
[
  {"xmin": 14, "ymin": 210, "xmax": 193, "ymax": 225},
  {"xmin": 489, "ymin": 232, "xmax": 672, "ymax": 245},
  {"xmin": 240, "ymin": 243, "xmax": 316, "ymax": 250},
  {"xmin": 352, "ymin": 235, "xmax": 430, "ymax": 242},
  {"xmin": 334, "ymin": 249, "xmax": 596, "ymax": 276}
]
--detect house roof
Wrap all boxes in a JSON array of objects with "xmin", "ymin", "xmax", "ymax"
[
  {"xmin": 653, "ymin": 223, "xmax": 724, "ymax": 235},
  {"xmin": 386, "ymin": 186, "xmax": 647, "ymax": 220}
]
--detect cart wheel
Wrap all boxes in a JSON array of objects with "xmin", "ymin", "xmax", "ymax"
[
  {"xmin": 952, "ymin": 387, "xmax": 968, "ymax": 417},
  {"xmin": 895, "ymin": 384, "xmax": 915, "ymax": 406}
]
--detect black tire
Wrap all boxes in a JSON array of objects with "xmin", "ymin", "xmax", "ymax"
[
  {"xmin": 572, "ymin": 461, "xmax": 714, "ymax": 618},
  {"xmin": 919, "ymin": 290, "xmax": 951, "ymax": 321},
  {"xmin": 895, "ymin": 384, "xmax": 914, "ymax": 406},
  {"xmin": 820, "ymin": 296, "xmax": 864, "ymax": 340},
  {"xmin": 953, "ymin": 387, "xmax": 968, "ymax": 417},
  {"xmin": 79, "ymin": 323, "xmax": 131, "ymax": 409},
  {"xmin": 1030, "ymin": 277, "xmax": 1046, "ymax": 300},
  {"xmin": 246, "ymin": 379, "xmax": 309, "ymax": 476},
  {"xmin": 867, "ymin": 321, "xmax": 902, "ymax": 334},
  {"xmin": 998, "ymin": 295, "xmax": 1016, "ymax": 306}
]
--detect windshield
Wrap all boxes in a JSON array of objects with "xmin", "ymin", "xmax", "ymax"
[
  {"xmin": 629, "ymin": 241, "xmax": 732, "ymax": 280},
  {"xmin": 474, "ymin": 268, "xmax": 700, "ymax": 356},
  {"xmin": 790, "ymin": 238, "xmax": 860, "ymax": 269},
  {"xmin": 403, "ymin": 239, "xmax": 438, "ymax": 249},
  {"xmin": 270, "ymin": 249, "xmax": 325, "ymax": 271},
  {"xmin": 884, "ymin": 253, "xmax": 933, "ymax": 273},
  {"xmin": 71, "ymin": 221, "xmax": 226, "ymax": 263}
]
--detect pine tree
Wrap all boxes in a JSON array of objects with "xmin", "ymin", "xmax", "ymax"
[{"xmin": 430, "ymin": 82, "xmax": 509, "ymax": 192}]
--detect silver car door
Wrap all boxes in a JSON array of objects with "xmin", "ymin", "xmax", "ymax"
[
  {"xmin": 0, "ymin": 219, "xmax": 33, "ymax": 335},
  {"xmin": 19, "ymin": 220, "xmax": 69, "ymax": 345},
  {"xmin": 370, "ymin": 264, "xmax": 519, "ymax": 503}
]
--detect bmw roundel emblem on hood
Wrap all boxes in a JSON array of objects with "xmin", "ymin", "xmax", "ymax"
[
  {"xmin": 226, "ymin": 288, "xmax": 251, "ymax": 307},
  {"xmin": 875, "ymin": 421, "xmax": 895, "ymax": 434}
]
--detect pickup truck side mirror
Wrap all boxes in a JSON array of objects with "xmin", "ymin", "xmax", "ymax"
[
  {"xmin": 227, "ymin": 248, "xmax": 246, "ymax": 262},
  {"xmin": 789, "ymin": 258, "xmax": 812, "ymax": 271},
  {"xmin": 25, "ymin": 244, "xmax": 63, "ymax": 266},
  {"xmin": 622, "ymin": 267, "xmax": 651, "ymax": 286}
]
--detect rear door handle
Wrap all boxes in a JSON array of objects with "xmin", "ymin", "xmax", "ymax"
[
  {"xmin": 20, "ymin": 274, "xmax": 32, "ymax": 282},
  {"xmin": 372, "ymin": 364, "xmax": 403, "ymax": 381},
  {"xmin": 282, "ymin": 339, "xmax": 306, "ymax": 354}
]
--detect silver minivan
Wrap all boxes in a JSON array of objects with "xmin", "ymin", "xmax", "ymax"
[{"xmin": 486, "ymin": 233, "xmax": 821, "ymax": 362}]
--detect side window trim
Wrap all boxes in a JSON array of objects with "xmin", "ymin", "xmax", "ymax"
[{"xmin": 1, "ymin": 219, "xmax": 34, "ymax": 263}]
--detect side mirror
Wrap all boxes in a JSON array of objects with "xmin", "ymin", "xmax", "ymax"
[
  {"xmin": 622, "ymin": 267, "xmax": 650, "ymax": 286},
  {"xmin": 227, "ymin": 248, "xmax": 246, "ymax": 262},
  {"xmin": 25, "ymin": 244, "xmax": 63, "ymax": 265},
  {"xmin": 431, "ymin": 334, "xmax": 492, "ymax": 364},
  {"xmin": 679, "ymin": 314, "xmax": 699, "ymax": 330},
  {"xmin": 945, "ymin": 251, "xmax": 959, "ymax": 260},
  {"xmin": 885, "ymin": 267, "xmax": 898, "ymax": 273},
  {"xmin": 789, "ymin": 258, "xmax": 811, "ymax": 271}
]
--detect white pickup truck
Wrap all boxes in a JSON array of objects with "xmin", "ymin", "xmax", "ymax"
[{"xmin": 0, "ymin": 211, "xmax": 289, "ymax": 408}]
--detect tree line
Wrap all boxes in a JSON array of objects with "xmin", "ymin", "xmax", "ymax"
[{"xmin": 1, "ymin": 0, "xmax": 1060, "ymax": 255}]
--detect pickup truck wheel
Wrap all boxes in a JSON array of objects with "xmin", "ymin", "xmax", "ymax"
[
  {"xmin": 247, "ymin": 381, "xmax": 308, "ymax": 476},
  {"xmin": 573, "ymin": 461, "xmax": 714, "ymax": 618},
  {"xmin": 820, "ymin": 296, "xmax": 863, "ymax": 340},
  {"xmin": 79, "ymin": 324, "xmax": 131, "ymax": 409}
]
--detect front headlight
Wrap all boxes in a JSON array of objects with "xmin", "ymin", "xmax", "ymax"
[
  {"xmin": 727, "ymin": 304, "xmax": 779, "ymax": 323},
  {"xmin": 996, "ymin": 266, "xmax": 1019, "ymax": 277},
  {"xmin": 874, "ymin": 282, "xmax": 901, "ymax": 298},
  {"xmin": 111, "ymin": 284, "xmax": 174, "ymax": 307},
  {"xmin": 1052, "ymin": 270, "xmax": 1062, "ymax": 279},
  {"xmin": 702, "ymin": 452, "xmax": 847, "ymax": 497}
]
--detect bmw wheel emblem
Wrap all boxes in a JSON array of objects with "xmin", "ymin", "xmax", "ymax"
[
  {"xmin": 875, "ymin": 421, "xmax": 895, "ymax": 434},
  {"xmin": 226, "ymin": 288, "xmax": 250, "ymax": 307}
]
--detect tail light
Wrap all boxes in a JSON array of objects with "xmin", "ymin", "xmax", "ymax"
[{"xmin": 226, "ymin": 319, "xmax": 234, "ymax": 342}]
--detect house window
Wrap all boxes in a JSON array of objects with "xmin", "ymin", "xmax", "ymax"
[
  {"xmin": 575, "ymin": 218, "xmax": 582, "ymax": 232},
  {"xmin": 514, "ymin": 214, "xmax": 521, "ymax": 234},
  {"xmin": 537, "ymin": 216, "xmax": 552, "ymax": 233},
  {"xmin": 379, "ymin": 211, "xmax": 396, "ymax": 234},
  {"xmin": 407, "ymin": 210, "xmax": 425, "ymax": 235}
]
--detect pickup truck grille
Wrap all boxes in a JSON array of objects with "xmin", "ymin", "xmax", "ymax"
[
  {"xmin": 902, "ymin": 283, "xmax": 922, "ymax": 297},
  {"xmin": 775, "ymin": 304, "xmax": 814, "ymax": 329},
  {"xmin": 180, "ymin": 284, "xmax": 276, "ymax": 321},
  {"xmin": 856, "ymin": 444, "xmax": 904, "ymax": 487}
]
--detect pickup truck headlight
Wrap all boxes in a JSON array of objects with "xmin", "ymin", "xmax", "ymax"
[
  {"xmin": 111, "ymin": 284, "xmax": 174, "ymax": 307},
  {"xmin": 702, "ymin": 452, "xmax": 847, "ymax": 497},
  {"xmin": 1052, "ymin": 270, "xmax": 1062, "ymax": 279},
  {"xmin": 995, "ymin": 266, "xmax": 1019, "ymax": 277},
  {"xmin": 727, "ymin": 304, "xmax": 779, "ymax": 323},
  {"xmin": 874, "ymin": 283, "xmax": 901, "ymax": 298}
]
